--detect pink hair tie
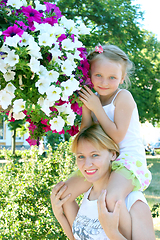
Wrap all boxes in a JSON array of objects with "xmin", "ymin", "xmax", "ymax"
[{"xmin": 95, "ymin": 45, "xmax": 103, "ymax": 53}]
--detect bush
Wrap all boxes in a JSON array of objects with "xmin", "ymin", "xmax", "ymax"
[{"xmin": 0, "ymin": 141, "xmax": 77, "ymax": 239}]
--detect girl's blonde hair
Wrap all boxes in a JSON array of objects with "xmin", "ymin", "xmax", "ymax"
[
  {"xmin": 72, "ymin": 123, "xmax": 119, "ymax": 156},
  {"xmin": 87, "ymin": 44, "xmax": 134, "ymax": 88}
]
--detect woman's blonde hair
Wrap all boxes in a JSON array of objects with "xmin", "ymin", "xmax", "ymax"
[
  {"xmin": 87, "ymin": 44, "xmax": 134, "ymax": 88},
  {"xmin": 72, "ymin": 123, "xmax": 119, "ymax": 156}
]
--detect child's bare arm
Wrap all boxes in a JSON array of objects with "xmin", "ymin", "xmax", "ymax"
[
  {"xmin": 61, "ymin": 174, "xmax": 92, "ymax": 202},
  {"xmin": 80, "ymin": 104, "xmax": 92, "ymax": 130}
]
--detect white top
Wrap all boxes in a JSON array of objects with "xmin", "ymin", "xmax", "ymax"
[
  {"xmin": 92, "ymin": 90, "xmax": 146, "ymax": 163},
  {"xmin": 72, "ymin": 188, "xmax": 148, "ymax": 240}
]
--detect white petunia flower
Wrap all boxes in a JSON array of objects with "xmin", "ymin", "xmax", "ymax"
[
  {"xmin": 19, "ymin": 32, "xmax": 34, "ymax": 47},
  {"xmin": 61, "ymin": 59, "xmax": 75, "ymax": 76},
  {"xmin": 50, "ymin": 116, "xmax": 65, "ymax": 132},
  {"xmin": 46, "ymin": 70, "xmax": 59, "ymax": 83},
  {"xmin": 34, "ymin": 0, "xmax": 46, "ymax": 11},
  {"xmin": 5, "ymin": 35, "xmax": 21, "ymax": 47},
  {"xmin": 61, "ymin": 80, "xmax": 75, "ymax": 101},
  {"xmin": 46, "ymin": 85, "xmax": 61, "ymax": 102},
  {"xmin": 40, "ymin": 98, "xmax": 51, "ymax": 116},
  {"xmin": 38, "ymin": 33, "xmax": 54, "ymax": 47},
  {"xmin": 13, "ymin": 111, "xmax": 26, "ymax": 120},
  {"xmin": 4, "ymin": 50, "xmax": 19, "ymax": 67},
  {"xmin": 0, "ymin": 59, "xmax": 7, "ymax": 73},
  {"xmin": 78, "ymin": 22, "xmax": 90, "ymax": 35},
  {"xmin": 37, "ymin": 65, "xmax": 48, "ymax": 78},
  {"xmin": 28, "ymin": 57, "xmax": 40, "ymax": 73},
  {"xmin": 74, "ymin": 37, "xmax": 83, "ymax": 48},
  {"xmin": 27, "ymin": 40, "xmax": 42, "ymax": 59},
  {"xmin": 35, "ymin": 78, "xmax": 50, "ymax": 94},
  {"xmin": 49, "ymin": 48, "xmax": 62, "ymax": 62},
  {"xmin": 52, "ymin": 23, "xmax": 65, "ymax": 36},
  {"xmin": 5, "ymin": 82, "xmax": 16, "ymax": 93},
  {"xmin": 3, "ymin": 70, "xmax": 16, "ymax": 82},
  {"xmin": 61, "ymin": 39, "xmax": 75, "ymax": 51},
  {"xmin": 0, "ymin": 89, "xmax": 15, "ymax": 109},
  {"xmin": 60, "ymin": 16, "xmax": 75, "ymax": 31},
  {"xmin": 7, "ymin": 0, "xmax": 24, "ymax": 9},
  {"xmin": 67, "ymin": 111, "xmax": 76, "ymax": 126},
  {"xmin": 13, "ymin": 99, "xmax": 26, "ymax": 114}
]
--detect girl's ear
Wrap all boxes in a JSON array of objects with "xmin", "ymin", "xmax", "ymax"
[
  {"xmin": 110, "ymin": 151, "xmax": 117, "ymax": 162},
  {"xmin": 120, "ymin": 73, "xmax": 126, "ymax": 84}
]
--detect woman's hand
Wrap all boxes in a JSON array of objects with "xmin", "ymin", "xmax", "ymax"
[
  {"xmin": 98, "ymin": 190, "xmax": 124, "ymax": 239},
  {"xmin": 51, "ymin": 181, "xmax": 71, "ymax": 218}
]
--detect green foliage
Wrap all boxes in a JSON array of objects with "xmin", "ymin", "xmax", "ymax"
[
  {"xmin": 0, "ymin": 142, "xmax": 77, "ymax": 239},
  {"xmin": 151, "ymin": 203, "xmax": 160, "ymax": 218}
]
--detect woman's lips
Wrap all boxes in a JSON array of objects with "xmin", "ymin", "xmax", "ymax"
[{"xmin": 85, "ymin": 169, "xmax": 97, "ymax": 175}]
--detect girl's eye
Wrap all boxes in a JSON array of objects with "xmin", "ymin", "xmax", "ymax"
[
  {"xmin": 110, "ymin": 76, "xmax": 115, "ymax": 80},
  {"xmin": 96, "ymin": 74, "xmax": 101, "ymax": 77}
]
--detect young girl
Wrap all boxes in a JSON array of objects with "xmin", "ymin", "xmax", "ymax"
[
  {"xmin": 61, "ymin": 44, "xmax": 152, "ymax": 221},
  {"xmin": 51, "ymin": 124, "xmax": 155, "ymax": 240}
]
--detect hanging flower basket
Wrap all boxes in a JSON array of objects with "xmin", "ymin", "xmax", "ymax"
[{"xmin": 0, "ymin": 0, "xmax": 91, "ymax": 145}]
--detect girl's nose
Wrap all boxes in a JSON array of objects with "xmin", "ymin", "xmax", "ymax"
[{"xmin": 101, "ymin": 78, "xmax": 108, "ymax": 85}]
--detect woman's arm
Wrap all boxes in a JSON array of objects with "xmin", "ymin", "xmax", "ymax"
[
  {"xmin": 51, "ymin": 182, "xmax": 78, "ymax": 240},
  {"xmin": 130, "ymin": 200, "xmax": 156, "ymax": 240},
  {"xmin": 79, "ymin": 86, "xmax": 135, "ymax": 143}
]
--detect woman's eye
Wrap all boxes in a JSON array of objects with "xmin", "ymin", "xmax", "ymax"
[
  {"xmin": 78, "ymin": 155, "xmax": 84, "ymax": 160},
  {"xmin": 92, "ymin": 154, "xmax": 99, "ymax": 157}
]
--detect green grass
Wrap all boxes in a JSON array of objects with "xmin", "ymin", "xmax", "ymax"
[{"xmin": 144, "ymin": 156, "xmax": 160, "ymax": 239}]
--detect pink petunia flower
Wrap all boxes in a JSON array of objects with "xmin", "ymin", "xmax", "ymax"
[
  {"xmin": 26, "ymin": 136, "xmax": 37, "ymax": 146},
  {"xmin": 66, "ymin": 125, "xmax": 79, "ymax": 136},
  {"xmin": 71, "ymin": 102, "xmax": 82, "ymax": 116},
  {"xmin": 2, "ymin": 24, "xmax": 24, "ymax": 41}
]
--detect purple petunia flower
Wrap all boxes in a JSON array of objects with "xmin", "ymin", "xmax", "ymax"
[
  {"xmin": 15, "ymin": 20, "xmax": 28, "ymax": 31},
  {"xmin": 21, "ymin": 6, "xmax": 43, "ymax": 24},
  {"xmin": 2, "ymin": 24, "xmax": 24, "ymax": 41},
  {"xmin": 44, "ymin": 2, "xmax": 62, "ymax": 19},
  {"xmin": 43, "ymin": 16, "xmax": 58, "ymax": 26}
]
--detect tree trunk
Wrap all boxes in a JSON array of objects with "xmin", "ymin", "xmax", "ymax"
[{"xmin": 11, "ymin": 129, "xmax": 16, "ymax": 155}]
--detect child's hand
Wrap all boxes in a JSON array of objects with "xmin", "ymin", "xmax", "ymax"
[
  {"xmin": 79, "ymin": 85, "xmax": 101, "ymax": 112},
  {"xmin": 97, "ymin": 190, "xmax": 121, "ymax": 239},
  {"xmin": 51, "ymin": 181, "xmax": 71, "ymax": 218}
]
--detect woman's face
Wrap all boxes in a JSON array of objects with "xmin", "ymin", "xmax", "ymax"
[{"xmin": 76, "ymin": 139, "xmax": 116, "ymax": 183}]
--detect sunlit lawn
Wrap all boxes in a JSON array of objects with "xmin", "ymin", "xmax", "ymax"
[{"xmin": 144, "ymin": 155, "xmax": 160, "ymax": 239}]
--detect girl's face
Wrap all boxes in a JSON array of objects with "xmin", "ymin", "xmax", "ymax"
[
  {"xmin": 91, "ymin": 57, "xmax": 124, "ymax": 97},
  {"xmin": 76, "ymin": 139, "xmax": 116, "ymax": 184}
]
